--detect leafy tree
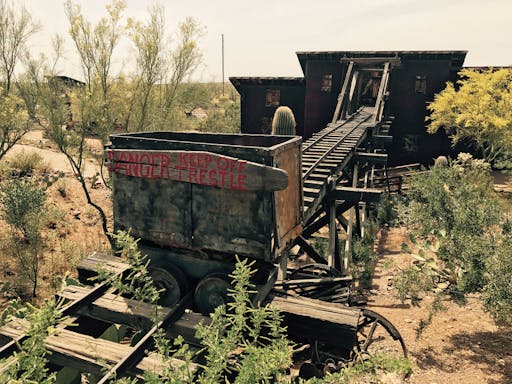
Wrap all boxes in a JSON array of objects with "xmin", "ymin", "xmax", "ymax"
[
  {"xmin": 125, "ymin": 13, "xmax": 204, "ymax": 132},
  {"xmin": 64, "ymin": 0, "xmax": 126, "ymax": 141},
  {"xmin": 125, "ymin": 4, "xmax": 166, "ymax": 132},
  {"xmin": 0, "ymin": 0, "xmax": 39, "ymax": 94},
  {"xmin": 427, "ymin": 69, "xmax": 512, "ymax": 164},
  {"xmin": 395, "ymin": 153, "xmax": 512, "ymax": 331},
  {"xmin": 0, "ymin": 89, "xmax": 30, "ymax": 161},
  {"xmin": 0, "ymin": 179, "xmax": 47, "ymax": 298}
]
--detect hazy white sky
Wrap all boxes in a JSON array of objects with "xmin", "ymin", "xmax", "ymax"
[{"xmin": 22, "ymin": 0, "xmax": 512, "ymax": 81}]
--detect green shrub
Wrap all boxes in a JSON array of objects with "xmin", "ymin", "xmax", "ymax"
[
  {"xmin": 7, "ymin": 150, "xmax": 49, "ymax": 175},
  {"xmin": 0, "ymin": 178, "xmax": 47, "ymax": 298},
  {"xmin": 395, "ymin": 153, "xmax": 512, "ymax": 329},
  {"xmin": 0, "ymin": 299, "xmax": 62, "ymax": 384}
]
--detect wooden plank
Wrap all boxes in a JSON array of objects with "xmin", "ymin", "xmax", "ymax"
[
  {"xmin": 268, "ymin": 294, "xmax": 359, "ymax": 348},
  {"xmin": 269, "ymin": 294, "xmax": 360, "ymax": 327},
  {"xmin": 58, "ymin": 286, "xmax": 170, "ymax": 330},
  {"xmin": 106, "ymin": 149, "xmax": 288, "ymax": 192},
  {"xmin": 0, "ymin": 319, "xmax": 188, "ymax": 376},
  {"xmin": 355, "ymin": 152, "xmax": 388, "ymax": 164},
  {"xmin": 370, "ymin": 134, "xmax": 393, "ymax": 144},
  {"xmin": 78, "ymin": 252, "xmax": 129, "ymax": 275},
  {"xmin": 330, "ymin": 186, "xmax": 382, "ymax": 203},
  {"xmin": 332, "ymin": 61, "xmax": 354, "ymax": 124},
  {"xmin": 281, "ymin": 277, "xmax": 353, "ymax": 287}
]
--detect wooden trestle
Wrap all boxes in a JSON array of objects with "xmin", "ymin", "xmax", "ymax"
[
  {"xmin": 293, "ymin": 56, "xmax": 397, "ymax": 274},
  {"xmin": 0, "ymin": 252, "xmax": 363, "ymax": 381}
]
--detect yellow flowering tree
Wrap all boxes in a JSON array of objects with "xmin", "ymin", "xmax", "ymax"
[{"xmin": 427, "ymin": 69, "xmax": 512, "ymax": 165}]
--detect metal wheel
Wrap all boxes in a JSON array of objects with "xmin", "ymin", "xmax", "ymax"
[
  {"xmin": 290, "ymin": 263, "xmax": 343, "ymax": 279},
  {"xmin": 307, "ymin": 309, "xmax": 407, "ymax": 374},
  {"xmin": 353, "ymin": 309, "xmax": 408, "ymax": 360},
  {"xmin": 288, "ymin": 263, "xmax": 351, "ymax": 302},
  {"xmin": 194, "ymin": 273, "xmax": 232, "ymax": 315},
  {"xmin": 149, "ymin": 263, "xmax": 189, "ymax": 307}
]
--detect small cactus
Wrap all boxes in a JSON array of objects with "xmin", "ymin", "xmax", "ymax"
[
  {"xmin": 271, "ymin": 106, "xmax": 296, "ymax": 135},
  {"xmin": 434, "ymin": 156, "xmax": 448, "ymax": 168}
]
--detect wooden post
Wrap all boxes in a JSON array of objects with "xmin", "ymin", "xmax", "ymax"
[
  {"xmin": 331, "ymin": 61, "xmax": 354, "ymax": 124},
  {"xmin": 372, "ymin": 62, "xmax": 390, "ymax": 124},
  {"xmin": 278, "ymin": 252, "xmax": 288, "ymax": 281},
  {"xmin": 347, "ymin": 71, "xmax": 359, "ymax": 116},
  {"xmin": 343, "ymin": 163, "xmax": 359, "ymax": 271},
  {"xmin": 327, "ymin": 178, "xmax": 337, "ymax": 268}
]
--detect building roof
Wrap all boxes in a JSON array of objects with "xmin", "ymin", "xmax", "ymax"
[
  {"xmin": 48, "ymin": 75, "xmax": 85, "ymax": 87},
  {"xmin": 296, "ymin": 50, "xmax": 468, "ymax": 75},
  {"xmin": 463, "ymin": 66, "xmax": 512, "ymax": 71},
  {"xmin": 229, "ymin": 77, "xmax": 304, "ymax": 91}
]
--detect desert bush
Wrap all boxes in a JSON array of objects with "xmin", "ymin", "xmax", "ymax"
[
  {"xmin": 395, "ymin": 153, "xmax": 512, "ymax": 330},
  {"xmin": 375, "ymin": 193, "xmax": 401, "ymax": 226},
  {"xmin": 6, "ymin": 150, "xmax": 49, "ymax": 176},
  {"xmin": 0, "ymin": 299, "xmax": 62, "ymax": 384},
  {"xmin": 351, "ymin": 235, "xmax": 377, "ymax": 289},
  {"xmin": 199, "ymin": 101, "xmax": 240, "ymax": 133},
  {"xmin": 0, "ymin": 178, "xmax": 47, "ymax": 298},
  {"xmin": 194, "ymin": 257, "xmax": 293, "ymax": 384}
]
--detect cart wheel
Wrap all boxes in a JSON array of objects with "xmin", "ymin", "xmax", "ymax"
[
  {"xmin": 149, "ymin": 263, "xmax": 189, "ymax": 307},
  {"xmin": 290, "ymin": 263, "xmax": 343, "ymax": 279},
  {"xmin": 353, "ymin": 309, "xmax": 408, "ymax": 359},
  {"xmin": 309, "ymin": 309, "xmax": 407, "ymax": 369},
  {"xmin": 289, "ymin": 263, "xmax": 350, "ymax": 302},
  {"xmin": 194, "ymin": 273, "xmax": 232, "ymax": 315}
]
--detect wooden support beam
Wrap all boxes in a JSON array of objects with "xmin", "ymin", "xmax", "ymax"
[
  {"xmin": 343, "ymin": 165, "xmax": 358, "ymax": 272},
  {"xmin": 295, "ymin": 236, "xmax": 327, "ymax": 265},
  {"xmin": 355, "ymin": 152, "xmax": 388, "ymax": 165},
  {"xmin": 302, "ymin": 201, "xmax": 353, "ymax": 239},
  {"xmin": 369, "ymin": 134, "xmax": 393, "ymax": 144},
  {"xmin": 331, "ymin": 61, "xmax": 354, "ymax": 124},
  {"xmin": 373, "ymin": 62, "xmax": 390, "ymax": 123},
  {"xmin": 327, "ymin": 179, "xmax": 337, "ymax": 267},
  {"xmin": 328, "ymin": 186, "xmax": 382, "ymax": 203},
  {"xmin": 340, "ymin": 57, "xmax": 401, "ymax": 65}
]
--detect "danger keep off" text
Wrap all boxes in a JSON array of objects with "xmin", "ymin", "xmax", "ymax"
[{"xmin": 107, "ymin": 150, "xmax": 249, "ymax": 191}]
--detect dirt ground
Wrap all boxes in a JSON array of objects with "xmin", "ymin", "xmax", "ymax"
[
  {"xmin": 371, "ymin": 228, "xmax": 512, "ymax": 384},
  {"xmin": 1, "ymin": 130, "xmax": 511, "ymax": 383}
]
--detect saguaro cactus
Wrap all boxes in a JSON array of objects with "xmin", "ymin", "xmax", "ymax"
[
  {"xmin": 271, "ymin": 106, "xmax": 296, "ymax": 135},
  {"xmin": 434, "ymin": 155, "xmax": 448, "ymax": 168}
]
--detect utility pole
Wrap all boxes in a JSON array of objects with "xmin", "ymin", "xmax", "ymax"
[{"xmin": 222, "ymin": 34, "xmax": 225, "ymax": 96}]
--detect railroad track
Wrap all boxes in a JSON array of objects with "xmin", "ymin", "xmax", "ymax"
[
  {"xmin": 0, "ymin": 252, "xmax": 394, "ymax": 382},
  {"xmin": 301, "ymin": 106, "xmax": 375, "ymax": 221}
]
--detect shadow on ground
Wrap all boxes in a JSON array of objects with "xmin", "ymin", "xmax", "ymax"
[{"xmin": 412, "ymin": 330, "xmax": 512, "ymax": 383}]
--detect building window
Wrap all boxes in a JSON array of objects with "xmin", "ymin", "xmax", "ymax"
[
  {"xmin": 321, "ymin": 74, "xmax": 332, "ymax": 92},
  {"xmin": 265, "ymin": 89, "xmax": 280, "ymax": 107},
  {"xmin": 415, "ymin": 75, "xmax": 427, "ymax": 94}
]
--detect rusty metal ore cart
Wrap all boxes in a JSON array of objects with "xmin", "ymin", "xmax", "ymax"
[{"xmin": 106, "ymin": 132, "xmax": 303, "ymax": 312}]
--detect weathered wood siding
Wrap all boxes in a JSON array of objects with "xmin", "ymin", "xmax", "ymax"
[{"xmin": 109, "ymin": 132, "xmax": 302, "ymax": 262}]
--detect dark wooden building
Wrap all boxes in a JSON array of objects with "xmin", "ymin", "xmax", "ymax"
[
  {"xmin": 230, "ymin": 77, "xmax": 305, "ymax": 136},
  {"xmin": 231, "ymin": 50, "xmax": 468, "ymax": 165}
]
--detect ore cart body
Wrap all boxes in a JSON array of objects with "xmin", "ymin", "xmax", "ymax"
[{"xmin": 108, "ymin": 132, "xmax": 302, "ymax": 284}]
